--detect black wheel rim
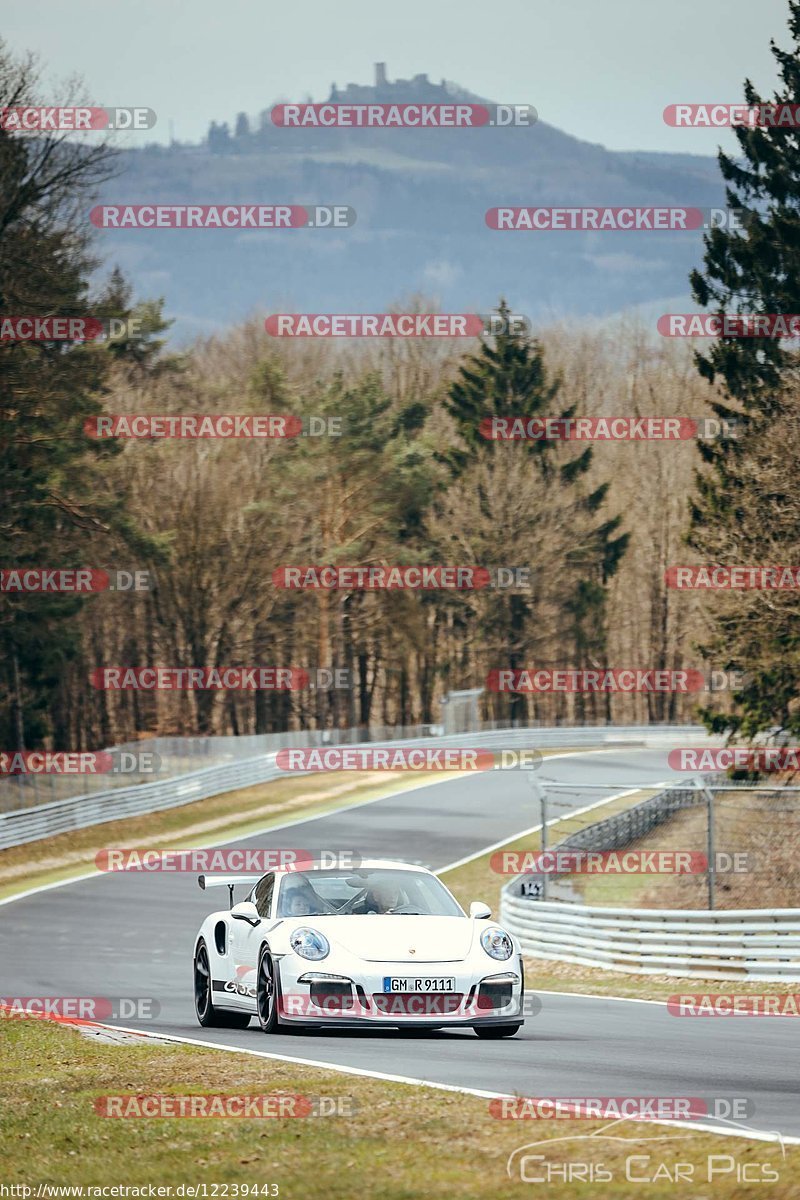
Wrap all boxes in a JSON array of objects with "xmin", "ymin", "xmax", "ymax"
[
  {"xmin": 195, "ymin": 945, "xmax": 211, "ymax": 1017},
  {"xmin": 258, "ymin": 953, "xmax": 274, "ymax": 1026}
]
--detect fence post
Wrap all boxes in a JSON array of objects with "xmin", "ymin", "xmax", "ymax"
[
  {"xmin": 530, "ymin": 771, "xmax": 547, "ymax": 901},
  {"xmin": 699, "ymin": 777, "xmax": 715, "ymax": 911}
]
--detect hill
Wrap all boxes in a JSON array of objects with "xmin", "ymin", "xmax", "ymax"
[{"xmin": 94, "ymin": 64, "xmax": 726, "ymax": 341}]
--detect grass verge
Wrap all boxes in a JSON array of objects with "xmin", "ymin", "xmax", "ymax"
[{"xmin": 1, "ymin": 1018, "xmax": 795, "ymax": 1198}]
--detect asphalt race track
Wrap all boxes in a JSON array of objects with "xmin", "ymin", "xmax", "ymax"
[{"xmin": 2, "ymin": 747, "xmax": 797, "ymax": 1140}]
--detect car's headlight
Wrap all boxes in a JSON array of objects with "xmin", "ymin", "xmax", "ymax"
[
  {"xmin": 289, "ymin": 927, "xmax": 330, "ymax": 961},
  {"xmin": 481, "ymin": 927, "xmax": 514, "ymax": 961}
]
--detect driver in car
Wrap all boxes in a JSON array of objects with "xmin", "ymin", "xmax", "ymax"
[{"xmin": 362, "ymin": 879, "xmax": 405, "ymax": 914}]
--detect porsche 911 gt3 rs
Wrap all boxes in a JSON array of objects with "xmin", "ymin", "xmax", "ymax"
[{"xmin": 192, "ymin": 859, "xmax": 525, "ymax": 1037}]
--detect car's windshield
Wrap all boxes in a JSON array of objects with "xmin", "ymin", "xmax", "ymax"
[{"xmin": 276, "ymin": 868, "xmax": 463, "ymax": 917}]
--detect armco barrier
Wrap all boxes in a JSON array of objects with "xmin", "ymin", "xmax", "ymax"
[
  {"xmin": 500, "ymin": 895, "xmax": 800, "ymax": 981},
  {"xmin": 0, "ymin": 724, "xmax": 707, "ymax": 850}
]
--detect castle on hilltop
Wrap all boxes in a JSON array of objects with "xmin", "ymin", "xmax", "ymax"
[
  {"xmin": 328, "ymin": 63, "xmax": 459, "ymax": 103},
  {"xmin": 203, "ymin": 65, "xmax": 468, "ymax": 153}
]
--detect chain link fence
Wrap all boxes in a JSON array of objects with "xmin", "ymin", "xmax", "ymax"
[{"xmin": 512, "ymin": 777, "xmax": 800, "ymax": 910}]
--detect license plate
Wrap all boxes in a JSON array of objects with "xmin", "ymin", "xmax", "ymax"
[{"xmin": 383, "ymin": 977, "xmax": 456, "ymax": 993}]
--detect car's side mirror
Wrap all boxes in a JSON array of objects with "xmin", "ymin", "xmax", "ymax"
[
  {"xmin": 469, "ymin": 901, "xmax": 492, "ymax": 919},
  {"xmin": 230, "ymin": 901, "xmax": 260, "ymax": 926}
]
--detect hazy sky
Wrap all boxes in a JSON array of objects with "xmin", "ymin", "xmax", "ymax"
[{"xmin": 3, "ymin": 0, "xmax": 791, "ymax": 153}]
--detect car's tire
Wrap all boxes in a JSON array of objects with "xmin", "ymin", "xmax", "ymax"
[
  {"xmin": 256, "ymin": 944, "xmax": 280, "ymax": 1033},
  {"xmin": 194, "ymin": 940, "xmax": 252, "ymax": 1029},
  {"xmin": 474, "ymin": 1023, "xmax": 522, "ymax": 1039}
]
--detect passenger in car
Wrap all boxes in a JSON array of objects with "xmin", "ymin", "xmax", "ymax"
[{"xmin": 280, "ymin": 876, "xmax": 326, "ymax": 917}]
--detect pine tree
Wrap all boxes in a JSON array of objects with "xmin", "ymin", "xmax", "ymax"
[
  {"xmin": 687, "ymin": 3, "xmax": 800, "ymax": 736},
  {"xmin": 689, "ymin": 3, "xmax": 800, "ymax": 415},
  {"xmin": 442, "ymin": 302, "xmax": 628, "ymax": 721},
  {"xmin": 0, "ymin": 43, "xmax": 161, "ymax": 750}
]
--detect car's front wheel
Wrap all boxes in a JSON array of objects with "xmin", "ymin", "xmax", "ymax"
[
  {"xmin": 256, "ymin": 945, "xmax": 280, "ymax": 1033},
  {"xmin": 194, "ymin": 940, "xmax": 251, "ymax": 1029},
  {"xmin": 474, "ymin": 1023, "xmax": 522, "ymax": 1039}
]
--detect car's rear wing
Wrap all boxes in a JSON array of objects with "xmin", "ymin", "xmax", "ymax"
[{"xmin": 198, "ymin": 873, "xmax": 262, "ymax": 908}]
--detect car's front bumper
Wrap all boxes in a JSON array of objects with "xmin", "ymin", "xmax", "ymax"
[{"xmin": 276, "ymin": 956, "xmax": 525, "ymax": 1027}]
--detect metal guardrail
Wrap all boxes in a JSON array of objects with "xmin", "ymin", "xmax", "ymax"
[
  {"xmin": 501, "ymin": 895, "xmax": 800, "ymax": 981},
  {"xmin": 0, "ymin": 724, "xmax": 706, "ymax": 850},
  {"xmin": 500, "ymin": 780, "xmax": 800, "ymax": 981}
]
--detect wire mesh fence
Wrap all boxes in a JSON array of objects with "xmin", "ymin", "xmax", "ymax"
[{"xmin": 518, "ymin": 778, "xmax": 800, "ymax": 910}]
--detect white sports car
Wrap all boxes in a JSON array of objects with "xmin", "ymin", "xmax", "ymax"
[{"xmin": 193, "ymin": 859, "xmax": 525, "ymax": 1037}]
